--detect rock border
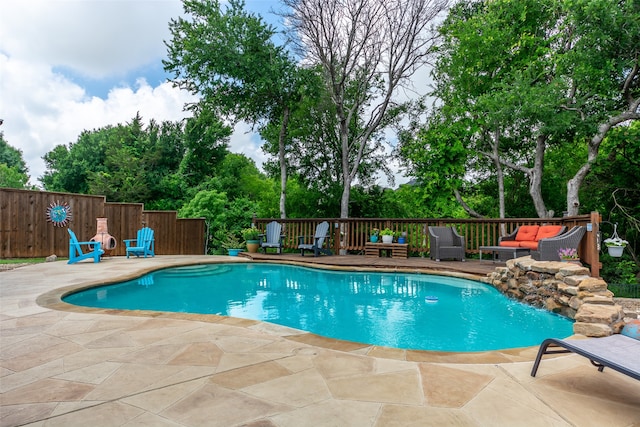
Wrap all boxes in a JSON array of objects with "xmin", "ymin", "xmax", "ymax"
[{"xmin": 482, "ymin": 256, "xmax": 626, "ymax": 337}]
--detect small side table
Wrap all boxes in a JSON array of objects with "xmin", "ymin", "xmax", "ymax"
[{"xmin": 365, "ymin": 242, "xmax": 408, "ymax": 259}]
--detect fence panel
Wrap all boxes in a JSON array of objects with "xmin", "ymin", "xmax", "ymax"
[{"xmin": 0, "ymin": 188, "xmax": 205, "ymax": 258}]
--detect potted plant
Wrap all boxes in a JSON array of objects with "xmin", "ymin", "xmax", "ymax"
[
  {"xmin": 603, "ymin": 236, "xmax": 628, "ymax": 258},
  {"xmin": 380, "ymin": 228, "xmax": 394, "ymax": 244},
  {"xmin": 242, "ymin": 227, "xmax": 261, "ymax": 253},
  {"xmin": 397, "ymin": 231, "xmax": 407, "ymax": 244},
  {"xmin": 222, "ymin": 233, "xmax": 243, "ymax": 256},
  {"xmin": 558, "ymin": 247, "xmax": 579, "ymax": 263},
  {"xmin": 370, "ymin": 228, "xmax": 380, "ymax": 243}
]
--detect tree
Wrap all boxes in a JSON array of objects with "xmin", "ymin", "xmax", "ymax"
[
  {"xmin": 561, "ymin": 0, "xmax": 640, "ymax": 215},
  {"xmin": 42, "ymin": 114, "xmax": 194, "ymax": 209},
  {"xmin": 165, "ymin": 0, "xmax": 312, "ymax": 218},
  {"xmin": 402, "ymin": 0, "xmax": 639, "ymax": 218},
  {"xmin": 0, "ymin": 135, "xmax": 30, "ymax": 188},
  {"xmin": 282, "ymin": 0, "xmax": 449, "ymax": 219}
]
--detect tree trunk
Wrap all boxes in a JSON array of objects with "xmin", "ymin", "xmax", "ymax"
[
  {"xmin": 566, "ymin": 104, "xmax": 640, "ymax": 216},
  {"xmin": 529, "ymin": 135, "xmax": 552, "ymax": 218},
  {"xmin": 491, "ymin": 129, "xmax": 507, "ymax": 234},
  {"xmin": 278, "ymin": 106, "xmax": 290, "ymax": 219}
]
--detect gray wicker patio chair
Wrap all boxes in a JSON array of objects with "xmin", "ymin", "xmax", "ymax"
[
  {"xmin": 531, "ymin": 226, "xmax": 586, "ymax": 261},
  {"xmin": 428, "ymin": 226, "xmax": 465, "ymax": 261}
]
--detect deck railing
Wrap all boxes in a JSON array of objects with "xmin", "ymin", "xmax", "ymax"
[{"xmin": 254, "ymin": 212, "xmax": 602, "ymax": 277}]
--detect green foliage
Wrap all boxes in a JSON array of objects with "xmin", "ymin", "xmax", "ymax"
[
  {"xmin": 401, "ymin": 0, "xmax": 640, "ymax": 219},
  {"xmin": 241, "ymin": 226, "xmax": 260, "ymax": 241},
  {"xmin": 0, "ymin": 135, "xmax": 28, "ymax": 175},
  {"xmin": 0, "ymin": 163, "xmax": 29, "ymax": 189},
  {"xmin": 0, "ymin": 135, "xmax": 32, "ymax": 189},
  {"xmin": 600, "ymin": 254, "xmax": 640, "ymax": 286}
]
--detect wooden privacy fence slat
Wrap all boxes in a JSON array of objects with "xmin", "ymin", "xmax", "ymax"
[{"xmin": 1, "ymin": 188, "xmax": 206, "ymax": 258}]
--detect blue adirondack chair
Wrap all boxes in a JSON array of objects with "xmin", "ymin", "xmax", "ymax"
[
  {"xmin": 124, "ymin": 227, "xmax": 155, "ymax": 259},
  {"xmin": 298, "ymin": 221, "xmax": 332, "ymax": 257},
  {"xmin": 259, "ymin": 221, "xmax": 284, "ymax": 254},
  {"xmin": 68, "ymin": 229, "xmax": 104, "ymax": 264}
]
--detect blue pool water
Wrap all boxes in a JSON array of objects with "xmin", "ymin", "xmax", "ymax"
[{"xmin": 63, "ymin": 263, "xmax": 574, "ymax": 352}]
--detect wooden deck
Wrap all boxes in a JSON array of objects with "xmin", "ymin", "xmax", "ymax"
[{"xmin": 241, "ymin": 252, "xmax": 502, "ymax": 278}]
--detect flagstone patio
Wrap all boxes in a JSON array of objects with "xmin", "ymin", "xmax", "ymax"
[{"xmin": 1, "ymin": 256, "xmax": 639, "ymax": 426}]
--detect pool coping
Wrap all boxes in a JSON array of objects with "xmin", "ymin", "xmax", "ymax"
[{"xmin": 35, "ymin": 257, "xmax": 559, "ymax": 365}]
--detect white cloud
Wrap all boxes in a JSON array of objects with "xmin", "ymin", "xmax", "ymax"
[
  {"xmin": 0, "ymin": 0, "xmax": 182, "ymax": 78},
  {"xmin": 1, "ymin": 51, "xmax": 198, "ymax": 185}
]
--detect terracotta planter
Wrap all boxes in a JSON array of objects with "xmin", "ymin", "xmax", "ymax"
[{"xmin": 246, "ymin": 240, "xmax": 260, "ymax": 253}]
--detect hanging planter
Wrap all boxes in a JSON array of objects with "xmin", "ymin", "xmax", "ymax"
[
  {"xmin": 607, "ymin": 245, "xmax": 625, "ymax": 257},
  {"xmin": 603, "ymin": 223, "xmax": 628, "ymax": 258}
]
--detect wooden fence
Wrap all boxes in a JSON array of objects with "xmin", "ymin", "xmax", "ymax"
[
  {"xmin": 254, "ymin": 212, "xmax": 602, "ymax": 277},
  {"xmin": 0, "ymin": 188, "xmax": 206, "ymax": 258}
]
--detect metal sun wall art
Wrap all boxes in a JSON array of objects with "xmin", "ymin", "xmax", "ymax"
[{"xmin": 46, "ymin": 200, "xmax": 72, "ymax": 227}]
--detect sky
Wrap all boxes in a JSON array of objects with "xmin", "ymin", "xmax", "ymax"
[{"xmin": 0, "ymin": 0, "xmax": 410, "ymax": 188}]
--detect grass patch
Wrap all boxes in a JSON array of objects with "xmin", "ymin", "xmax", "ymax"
[{"xmin": 0, "ymin": 258, "xmax": 46, "ymax": 264}]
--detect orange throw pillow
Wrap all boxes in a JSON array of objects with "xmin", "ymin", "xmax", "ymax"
[
  {"xmin": 535, "ymin": 225, "xmax": 563, "ymax": 241},
  {"xmin": 515, "ymin": 225, "xmax": 539, "ymax": 241}
]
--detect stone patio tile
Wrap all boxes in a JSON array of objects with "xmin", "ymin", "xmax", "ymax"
[
  {"xmin": 49, "ymin": 400, "xmax": 109, "ymax": 417},
  {"xmin": 123, "ymin": 412, "xmax": 185, "ymax": 426},
  {"xmin": 83, "ymin": 330, "xmax": 140, "ymax": 349},
  {"xmin": 367, "ymin": 346, "xmax": 406, "ymax": 360},
  {"xmin": 313, "ymin": 351, "xmax": 375, "ymax": 380},
  {"xmin": 143, "ymin": 366, "xmax": 217, "ymax": 391},
  {"xmin": 273, "ymin": 354, "xmax": 316, "ymax": 373},
  {"xmin": 60, "ymin": 328, "xmax": 127, "ymax": 346},
  {"xmin": 122, "ymin": 377, "xmax": 210, "ymax": 413},
  {"xmin": 376, "ymin": 404, "xmax": 479, "ymax": 426},
  {"xmin": 0, "ymin": 359, "xmax": 65, "ymax": 393},
  {"xmin": 59, "ymin": 348, "xmax": 132, "ymax": 372},
  {"xmin": 530, "ymin": 368, "xmax": 640, "ymax": 426},
  {"xmin": 54, "ymin": 361, "xmax": 121, "ymax": 385},
  {"xmin": 124, "ymin": 321, "xmax": 203, "ymax": 346},
  {"xmin": 0, "ymin": 402, "xmax": 57, "ymax": 427},
  {"xmin": 242, "ymin": 369, "xmax": 332, "ymax": 407},
  {"xmin": 271, "ymin": 399, "xmax": 381, "ymax": 427},
  {"xmin": 419, "ymin": 363, "xmax": 494, "ymax": 408},
  {"xmin": 167, "ymin": 342, "xmax": 224, "ymax": 366},
  {"xmin": 149, "ymin": 324, "xmax": 221, "ymax": 345},
  {"xmin": 1, "ymin": 335, "xmax": 84, "ymax": 372},
  {"xmin": 374, "ymin": 357, "xmax": 416, "ymax": 374},
  {"xmin": 0, "ymin": 332, "xmax": 39, "ymax": 348},
  {"xmin": 82, "ymin": 363, "xmax": 186, "ymax": 401},
  {"xmin": 209, "ymin": 360, "xmax": 292, "ymax": 389},
  {"xmin": 27, "ymin": 401, "xmax": 145, "ymax": 427},
  {"xmin": 327, "ymin": 369, "xmax": 423, "ymax": 405},
  {"xmin": 215, "ymin": 352, "xmax": 279, "ymax": 373},
  {"xmin": 463, "ymin": 379, "xmax": 571, "ymax": 426},
  {"xmin": 1, "ymin": 378, "xmax": 95, "ymax": 405},
  {"xmin": 111, "ymin": 343, "xmax": 190, "ymax": 365},
  {"xmin": 211, "ymin": 335, "xmax": 278, "ymax": 353},
  {"xmin": 161, "ymin": 382, "xmax": 292, "ymax": 427},
  {"xmin": 85, "ymin": 317, "xmax": 147, "ymax": 334},
  {"xmin": 42, "ymin": 318, "xmax": 95, "ymax": 338}
]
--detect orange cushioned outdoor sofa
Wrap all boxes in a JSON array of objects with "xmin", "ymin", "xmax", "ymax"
[{"xmin": 498, "ymin": 225, "xmax": 566, "ymax": 251}]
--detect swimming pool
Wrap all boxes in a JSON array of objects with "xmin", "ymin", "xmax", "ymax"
[{"xmin": 63, "ymin": 263, "xmax": 574, "ymax": 352}]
